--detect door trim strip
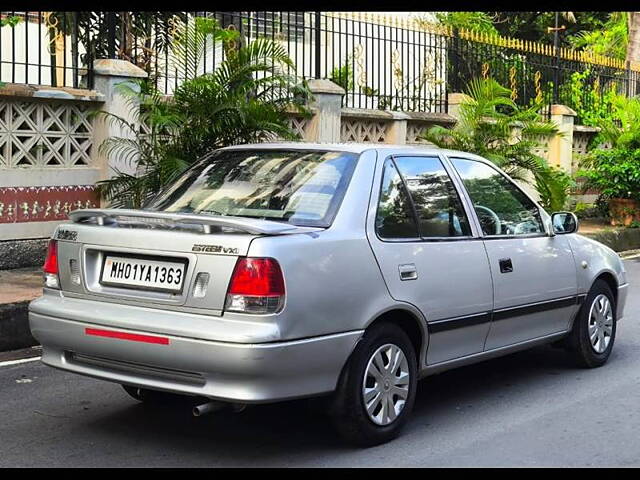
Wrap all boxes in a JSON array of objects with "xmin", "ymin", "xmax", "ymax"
[
  {"xmin": 428, "ymin": 312, "xmax": 491, "ymax": 334},
  {"xmin": 427, "ymin": 295, "xmax": 583, "ymax": 333},
  {"xmin": 492, "ymin": 295, "xmax": 579, "ymax": 322}
]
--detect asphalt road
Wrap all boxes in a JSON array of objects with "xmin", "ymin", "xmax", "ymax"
[{"xmin": 2, "ymin": 259, "xmax": 640, "ymax": 467}]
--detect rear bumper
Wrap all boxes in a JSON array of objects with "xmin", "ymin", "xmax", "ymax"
[{"xmin": 29, "ymin": 309, "xmax": 362, "ymax": 404}]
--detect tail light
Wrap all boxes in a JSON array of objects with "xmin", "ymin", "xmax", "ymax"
[
  {"xmin": 43, "ymin": 239, "xmax": 60, "ymax": 289},
  {"xmin": 225, "ymin": 257, "xmax": 285, "ymax": 314}
]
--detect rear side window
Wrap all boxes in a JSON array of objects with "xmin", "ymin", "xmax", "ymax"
[
  {"xmin": 376, "ymin": 159, "xmax": 420, "ymax": 239},
  {"xmin": 394, "ymin": 156, "xmax": 471, "ymax": 238},
  {"xmin": 376, "ymin": 156, "xmax": 471, "ymax": 240}
]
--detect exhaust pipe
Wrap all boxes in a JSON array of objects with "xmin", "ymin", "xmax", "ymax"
[
  {"xmin": 192, "ymin": 400, "xmax": 227, "ymax": 417},
  {"xmin": 231, "ymin": 403, "xmax": 247, "ymax": 413}
]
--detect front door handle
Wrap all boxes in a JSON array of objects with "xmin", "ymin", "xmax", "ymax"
[
  {"xmin": 399, "ymin": 263, "xmax": 418, "ymax": 281},
  {"xmin": 499, "ymin": 258, "xmax": 513, "ymax": 273}
]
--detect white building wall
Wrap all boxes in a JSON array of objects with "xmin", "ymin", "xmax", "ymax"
[{"xmin": 1, "ymin": 17, "xmax": 87, "ymax": 87}]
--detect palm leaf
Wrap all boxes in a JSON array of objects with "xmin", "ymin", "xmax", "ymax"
[{"xmin": 419, "ymin": 77, "xmax": 571, "ymax": 209}]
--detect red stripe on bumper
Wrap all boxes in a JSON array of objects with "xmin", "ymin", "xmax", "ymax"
[{"xmin": 85, "ymin": 328, "xmax": 170, "ymax": 345}]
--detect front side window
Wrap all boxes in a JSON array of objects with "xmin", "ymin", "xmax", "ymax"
[
  {"xmin": 147, "ymin": 149, "xmax": 358, "ymax": 228},
  {"xmin": 450, "ymin": 157, "xmax": 545, "ymax": 236}
]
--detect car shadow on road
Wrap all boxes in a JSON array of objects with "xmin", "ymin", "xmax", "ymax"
[{"xmin": 78, "ymin": 342, "xmax": 595, "ymax": 463}]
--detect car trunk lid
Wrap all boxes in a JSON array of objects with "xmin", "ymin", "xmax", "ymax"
[{"xmin": 54, "ymin": 209, "xmax": 322, "ymax": 312}]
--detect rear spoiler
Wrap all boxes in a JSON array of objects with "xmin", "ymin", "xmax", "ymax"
[{"xmin": 68, "ymin": 209, "xmax": 324, "ymax": 236}]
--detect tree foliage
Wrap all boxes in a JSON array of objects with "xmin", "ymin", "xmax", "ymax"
[
  {"xmin": 569, "ymin": 12, "xmax": 628, "ymax": 60},
  {"xmin": 488, "ymin": 12, "xmax": 609, "ymax": 46},
  {"xmin": 49, "ymin": 12, "xmax": 185, "ymax": 78},
  {"xmin": 0, "ymin": 15, "xmax": 21, "ymax": 28},
  {"xmin": 559, "ymin": 69, "xmax": 618, "ymax": 128},
  {"xmin": 433, "ymin": 12, "xmax": 499, "ymax": 35},
  {"xmin": 439, "ymin": 11, "xmax": 632, "ymax": 60}
]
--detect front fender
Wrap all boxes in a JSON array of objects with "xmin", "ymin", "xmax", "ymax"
[{"xmin": 568, "ymin": 234, "xmax": 626, "ymax": 294}]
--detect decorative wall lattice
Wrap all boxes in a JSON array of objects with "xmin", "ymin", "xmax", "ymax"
[
  {"xmin": 287, "ymin": 115, "xmax": 311, "ymax": 139},
  {"xmin": 341, "ymin": 118, "xmax": 388, "ymax": 143},
  {"xmin": 0, "ymin": 99, "xmax": 95, "ymax": 168},
  {"xmin": 405, "ymin": 123, "xmax": 431, "ymax": 144},
  {"xmin": 572, "ymin": 130, "xmax": 596, "ymax": 156}
]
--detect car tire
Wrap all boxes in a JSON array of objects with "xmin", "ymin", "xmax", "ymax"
[
  {"xmin": 567, "ymin": 279, "xmax": 617, "ymax": 368},
  {"xmin": 328, "ymin": 322, "xmax": 418, "ymax": 447}
]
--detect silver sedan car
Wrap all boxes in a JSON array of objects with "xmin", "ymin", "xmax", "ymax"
[{"xmin": 29, "ymin": 143, "xmax": 628, "ymax": 446}]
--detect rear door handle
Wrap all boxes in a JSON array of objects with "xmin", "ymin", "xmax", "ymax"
[
  {"xmin": 399, "ymin": 263, "xmax": 418, "ymax": 281},
  {"xmin": 499, "ymin": 258, "xmax": 513, "ymax": 273}
]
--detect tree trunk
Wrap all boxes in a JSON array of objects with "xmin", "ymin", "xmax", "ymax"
[{"xmin": 626, "ymin": 12, "xmax": 640, "ymax": 63}]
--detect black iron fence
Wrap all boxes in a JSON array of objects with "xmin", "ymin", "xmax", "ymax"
[
  {"xmin": 0, "ymin": 11, "xmax": 186, "ymax": 90},
  {"xmin": 2, "ymin": 11, "xmax": 640, "ymax": 124},
  {"xmin": 448, "ymin": 27, "xmax": 640, "ymax": 123},
  {"xmin": 0, "ymin": 12, "xmax": 95, "ymax": 89}
]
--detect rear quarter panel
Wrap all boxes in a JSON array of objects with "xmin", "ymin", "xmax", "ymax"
[
  {"xmin": 239, "ymin": 148, "xmax": 413, "ymax": 340},
  {"xmin": 244, "ymin": 231, "xmax": 396, "ymax": 339}
]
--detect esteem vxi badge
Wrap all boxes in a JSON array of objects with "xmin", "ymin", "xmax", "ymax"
[
  {"xmin": 56, "ymin": 229, "xmax": 78, "ymax": 241},
  {"xmin": 192, "ymin": 244, "xmax": 239, "ymax": 255}
]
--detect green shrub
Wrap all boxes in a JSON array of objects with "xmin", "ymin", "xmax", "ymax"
[
  {"xmin": 628, "ymin": 220, "xmax": 640, "ymax": 229},
  {"xmin": 580, "ymin": 95, "xmax": 640, "ymax": 204},
  {"xmin": 559, "ymin": 69, "xmax": 618, "ymax": 129},
  {"xmin": 579, "ymin": 148, "xmax": 640, "ymax": 201},
  {"xmin": 572, "ymin": 200, "xmax": 610, "ymax": 219},
  {"xmin": 330, "ymin": 60, "xmax": 354, "ymax": 92}
]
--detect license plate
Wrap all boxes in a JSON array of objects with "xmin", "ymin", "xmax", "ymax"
[{"xmin": 101, "ymin": 255, "xmax": 186, "ymax": 293}]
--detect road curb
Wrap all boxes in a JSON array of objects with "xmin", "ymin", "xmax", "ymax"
[
  {"xmin": 619, "ymin": 249, "xmax": 640, "ymax": 260},
  {"xmin": 0, "ymin": 301, "xmax": 37, "ymax": 352}
]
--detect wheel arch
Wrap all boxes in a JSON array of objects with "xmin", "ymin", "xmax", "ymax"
[
  {"xmin": 364, "ymin": 305, "xmax": 429, "ymax": 369},
  {"xmin": 569, "ymin": 269, "xmax": 620, "ymax": 332},
  {"xmin": 592, "ymin": 270, "xmax": 618, "ymax": 305}
]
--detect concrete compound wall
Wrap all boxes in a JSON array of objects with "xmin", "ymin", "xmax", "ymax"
[{"xmin": 0, "ymin": 60, "xmax": 147, "ymax": 268}]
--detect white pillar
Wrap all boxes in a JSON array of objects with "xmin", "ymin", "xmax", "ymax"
[
  {"xmin": 548, "ymin": 104, "xmax": 577, "ymax": 174},
  {"xmin": 447, "ymin": 92, "xmax": 471, "ymax": 122},
  {"xmin": 306, "ymin": 79, "xmax": 345, "ymax": 143},
  {"xmin": 91, "ymin": 59, "xmax": 148, "ymax": 181},
  {"xmin": 385, "ymin": 111, "xmax": 410, "ymax": 144}
]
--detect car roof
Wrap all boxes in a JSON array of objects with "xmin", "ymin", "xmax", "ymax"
[{"xmin": 220, "ymin": 142, "xmax": 481, "ymax": 160}]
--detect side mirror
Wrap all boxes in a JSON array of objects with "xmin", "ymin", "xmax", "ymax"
[{"xmin": 551, "ymin": 212, "xmax": 579, "ymax": 235}]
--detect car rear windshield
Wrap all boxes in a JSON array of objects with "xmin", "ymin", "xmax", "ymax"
[{"xmin": 146, "ymin": 149, "xmax": 359, "ymax": 228}]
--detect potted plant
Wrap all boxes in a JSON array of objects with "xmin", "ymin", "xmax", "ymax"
[
  {"xmin": 579, "ymin": 148, "xmax": 640, "ymax": 226},
  {"xmin": 580, "ymin": 95, "xmax": 640, "ymax": 226}
]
